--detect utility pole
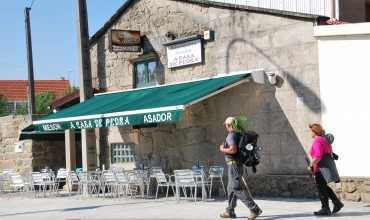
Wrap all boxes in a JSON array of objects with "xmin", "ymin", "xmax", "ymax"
[
  {"xmin": 75, "ymin": 0, "xmax": 96, "ymax": 173},
  {"xmin": 24, "ymin": 7, "xmax": 35, "ymax": 119}
]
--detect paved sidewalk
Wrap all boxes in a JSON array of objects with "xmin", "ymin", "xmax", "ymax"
[{"xmin": 0, "ymin": 195, "xmax": 369, "ymax": 220}]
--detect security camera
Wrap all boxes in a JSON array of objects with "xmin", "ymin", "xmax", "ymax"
[{"xmin": 266, "ymin": 72, "xmax": 277, "ymax": 85}]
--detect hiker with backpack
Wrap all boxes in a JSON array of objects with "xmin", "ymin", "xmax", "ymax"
[
  {"xmin": 308, "ymin": 123, "xmax": 343, "ymax": 216},
  {"xmin": 219, "ymin": 116, "xmax": 262, "ymax": 220}
]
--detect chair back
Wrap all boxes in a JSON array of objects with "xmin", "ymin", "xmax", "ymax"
[
  {"xmin": 154, "ymin": 171, "xmax": 168, "ymax": 184},
  {"xmin": 10, "ymin": 173, "xmax": 24, "ymax": 186},
  {"xmin": 77, "ymin": 171, "xmax": 89, "ymax": 184},
  {"xmin": 31, "ymin": 172, "xmax": 44, "ymax": 184},
  {"xmin": 209, "ymin": 166, "xmax": 224, "ymax": 178},
  {"xmin": 56, "ymin": 169, "xmax": 68, "ymax": 179},
  {"xmin": 115, "ymin": 171, "xmax": 129, "ymax": 183},
  {"xmin": 68, "ymin": 171, "xmax": 79, "ymax": 183},
  {"xmin": 102, "ymin": 170, "xmax": 116, "ymax": 183},
  {"xmin": 174, "ymin": 169, "xmax": 195, "ymax": 186}
]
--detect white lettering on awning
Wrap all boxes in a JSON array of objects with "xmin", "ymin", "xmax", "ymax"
[{"xmin": 143, "ymin": 112, "xmax": 172, "ymax": 124}]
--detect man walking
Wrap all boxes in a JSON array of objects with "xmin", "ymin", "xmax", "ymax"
[{"xmin": 219, "ymin": 117, "xmax": 262, "ymax": 220}]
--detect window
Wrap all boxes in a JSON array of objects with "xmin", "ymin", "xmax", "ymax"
[
  {"xmin": 134, "ymin": 59, "xmax": 160, "ymax": 88},
  {"xmin": 111, "ymin": 143, "xmax": 136, "ymax": 164}
]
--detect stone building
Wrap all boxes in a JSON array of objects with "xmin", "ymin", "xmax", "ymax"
[{"xmin": 25, "ymin": 0, "xmax": 370, "ymax": 199}]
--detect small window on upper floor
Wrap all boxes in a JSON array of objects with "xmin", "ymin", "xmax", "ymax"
[{"xmin": 134, "ymin": 59, "xmax": 161, "ymax": 88}]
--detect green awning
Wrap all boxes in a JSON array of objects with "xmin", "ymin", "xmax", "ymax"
[
  {"xmin": 19, "ymin": 125, "xmax": 81, "ymax": 141},
  {"xmin": 31, "ymin": 71, "xmax": 253, "ymax": 132}
]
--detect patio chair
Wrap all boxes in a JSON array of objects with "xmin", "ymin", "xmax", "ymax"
[
  {"xmin": 101, "ymin": 170, "xmax": 118, "ymax": 198},
  {"xmin": 154, "ymin": 171, "xmax": 175, "ymax": 199},
  {"xmin": 89, "ymin": 171, "xmax": 102, "ymax": 196},
  {"xmin": 148, "ymin": 167, "xmax": 163, "ymax": 196},
  {"xmin": 115, "ymin": 171, "xmax": 130, "ymax": 198},
  {"xmin": 31, "ymin": 172, "xmax": 48, "ymax": 197},
  {"xmin": 77, "ymin": 171, "xmax": 91, "ymax": 196},
  {"xmin": 127, "ymin": 171, "xmax": 146, "ymax": 198},
  {"xmin": 192, "ymin": 167, "xmax": 209, "ymax": 200},
  {"xmin": 174, "ymin": 169, "xmax": 198, "ymax": 202},
  {"xmin": 55, "ymin": 168, "xmax": 68, "ymax": 195},
  {"xmin": 40, "ymin": 170, "xmax": 58, "ymax": 195},
  {"xmin": 66, "ymin": 171, "xmax": 80, "ymax": 196},
  {"xmin": 9, "ymin": 173, "xmax": 29, "ymax": 195},
  {"xmin": 208, "ymin": 166, "xmax": 226, "ymax": 198}
]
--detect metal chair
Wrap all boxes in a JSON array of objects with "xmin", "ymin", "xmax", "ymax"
[
  {"xmin": 115, "ymin": 171, "xmax": 130, "ymax": 198},
  {"xmin": 208, "ymin": 165, "xmax": 226, "ymax": 198},
  {"xmin": 89, "ymin": 171, "xmax": 102, "ymax": 196},
  {"xmin": 174, "ymin": 169, "xmax": 198, "ymax": 201},
  {"xmin": 9, "ymin": 173, "xmax": 29, "ymax": 195},
  {"xmin": 101, "ymin": 170, "xmax": 118, "ymax": 198},
  {"xmin": 192, "ymin": 167, "xmax": 209, "ymax": 200},
  {"xmin": 66, "ymin": 171, "xmax": 80, "ymax": 196},
  {"xmin": 55, "ymin": 168, "xmax": 68, "ymax": 195},
  {"xmin": 77, "ymin": 171, "xmax": 90, "ymax": 196},
  {"xmin": 154, "ymin": 171, "xmax": 175, "ymax": 199},
  {"xmin": 31, "ymin": 172, "xmax": 47, "ymax": 197}
]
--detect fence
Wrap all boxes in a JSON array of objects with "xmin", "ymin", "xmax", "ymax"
[{"xmin": 208, "ymin": 0, "xmax": 333, "ymax": 17}]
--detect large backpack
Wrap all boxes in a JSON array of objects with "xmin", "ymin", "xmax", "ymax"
[{"xmin": 237, "ymin": 130, "xmax": 261, "ymax": 173}]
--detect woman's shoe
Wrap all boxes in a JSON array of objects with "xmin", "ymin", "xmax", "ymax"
[
  {"xmin": 314, "ymin": 208, "xmax": 331, "ymax": 216},
  {"xmin": 220, "ymin": 212, "xmax": 236, "ymax": 218},
  {"xmin": 332, "ymin": 201, "xmax": 344, "ymax": 214}
]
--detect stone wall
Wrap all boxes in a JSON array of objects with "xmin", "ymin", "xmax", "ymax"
[
  {"xmin": 90, "ymin": 0, "xmax": 320, "ymax": 176},
  {"xmin": 0, "ymin": 115, "xmax": 32, "ymax": 174},
  {"xmin": 331, "ymin": 178, "xmax": 370, "ymax": 203},
  {"xmin": 0, "ymin": 115, "xmax": 70, "ymax": 173}
]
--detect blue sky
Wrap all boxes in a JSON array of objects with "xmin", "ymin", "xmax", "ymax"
[{"xmin": 0, "ymin": 0, "xmax": 126, "ymax": 86}]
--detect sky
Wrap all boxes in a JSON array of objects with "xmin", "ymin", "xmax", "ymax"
[{"xmin": 0, "ymin": 0, "xmax": 126, "ymax": 86}]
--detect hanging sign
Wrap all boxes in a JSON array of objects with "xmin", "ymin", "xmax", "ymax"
[
  {"xmin": 110, "ymin": 30, "xmax": 141, "ymax": 52},
  {"xmin": 166, "ymin": 39, "xmax": 202, "ymax": 68}
]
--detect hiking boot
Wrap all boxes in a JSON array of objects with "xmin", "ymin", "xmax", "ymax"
[
  {"xmin": 314, "ymin": 207, "xmax": 331, "ymax": 216},
  {"xmin": 248, "ymin": 210, "xmax": 262, "ymax": 220},
  {"xmin": 220, "ymin": 211, "xmax": 236, "ymax": 218},
  {"xmin": 332, "ymin": 201, "xmax": 344, "ymax": 214}
]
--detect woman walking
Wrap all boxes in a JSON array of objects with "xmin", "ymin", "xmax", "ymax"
[{"xmin": 309, "ymin": 123, "xmax": 343, "ymax": 216}]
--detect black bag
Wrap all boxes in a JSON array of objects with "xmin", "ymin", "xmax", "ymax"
[
  {"xmin": 237, "ymin": 130, "xmax": 261, "ymax": 173},
  {"xmin": 319, "ymin": 153, "xmax": 340, "ymax": 183}
]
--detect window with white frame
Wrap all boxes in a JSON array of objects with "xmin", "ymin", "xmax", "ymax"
[{"xmin": 111, "ymin": 143, "xmax": 136, "ymax": 164}]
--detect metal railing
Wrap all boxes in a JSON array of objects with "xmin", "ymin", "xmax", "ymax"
[{"xmin": 208, "ymin": 0, "xmax": 333, "ymax": 17}]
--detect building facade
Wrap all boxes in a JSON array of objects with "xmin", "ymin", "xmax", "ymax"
[{"xmin": 87, "ymin": 0, "xmax": 323, "ymax": 197}]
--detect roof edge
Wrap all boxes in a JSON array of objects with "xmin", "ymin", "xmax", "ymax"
[
  {"xmin": 89, "ymin": 0, "xmax": 328, "ymax": 46},
  {"xmin": 172, "ymin": 0, "xmax": 327, "ymax": 21}
]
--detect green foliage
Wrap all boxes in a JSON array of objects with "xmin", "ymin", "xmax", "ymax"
[
  {"xmin": 230, "ymin": 116, "xmax": 248, "ymax": 133},
  {"xmin": 35, "ymin": 91, "xmax": 55, "ymax": 115},
  {"xmin": 0, "ymin": 94, "xmax": 8, "ymax": 116},
  {"xmin": 15, "ymin": 103, "xmax": 28, "ymax": 115}
]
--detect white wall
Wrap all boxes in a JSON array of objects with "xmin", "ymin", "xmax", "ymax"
[
  {"xmin": 209, "ymin": 0, "xmax": 333, "ymax": 17},
  {"xmin": 315, "ymin": 23, "xmax": 370, "ymax": 177}
]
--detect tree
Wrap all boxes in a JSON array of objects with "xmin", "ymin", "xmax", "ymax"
[
  {"xmin": 15, "ymin": 103, "xmax": 28, "ymax": 115},
  {"xmin": 62, "ymin": 86, "xmax": 79, "ymax": 96},
  {"xmin": 0, "ymin": 94, "xmax": 8, "ymax": 116},
  {"xmin": 35, "ymin": 91, "xmax": 55, "ymax": 115}
]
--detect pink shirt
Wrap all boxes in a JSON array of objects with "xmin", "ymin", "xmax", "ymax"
[{"xmin": 310, "ymin": 136, "xmax": 333, "ymax": 173}]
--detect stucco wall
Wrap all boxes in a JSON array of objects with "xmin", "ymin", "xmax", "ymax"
[
  {"xmin": 315, "ymin": 23, "xmax": 370, "ymax": 177},
  {"xmin": 90, "ymin": 0, "xmax": 321, "ymax": 178}
]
